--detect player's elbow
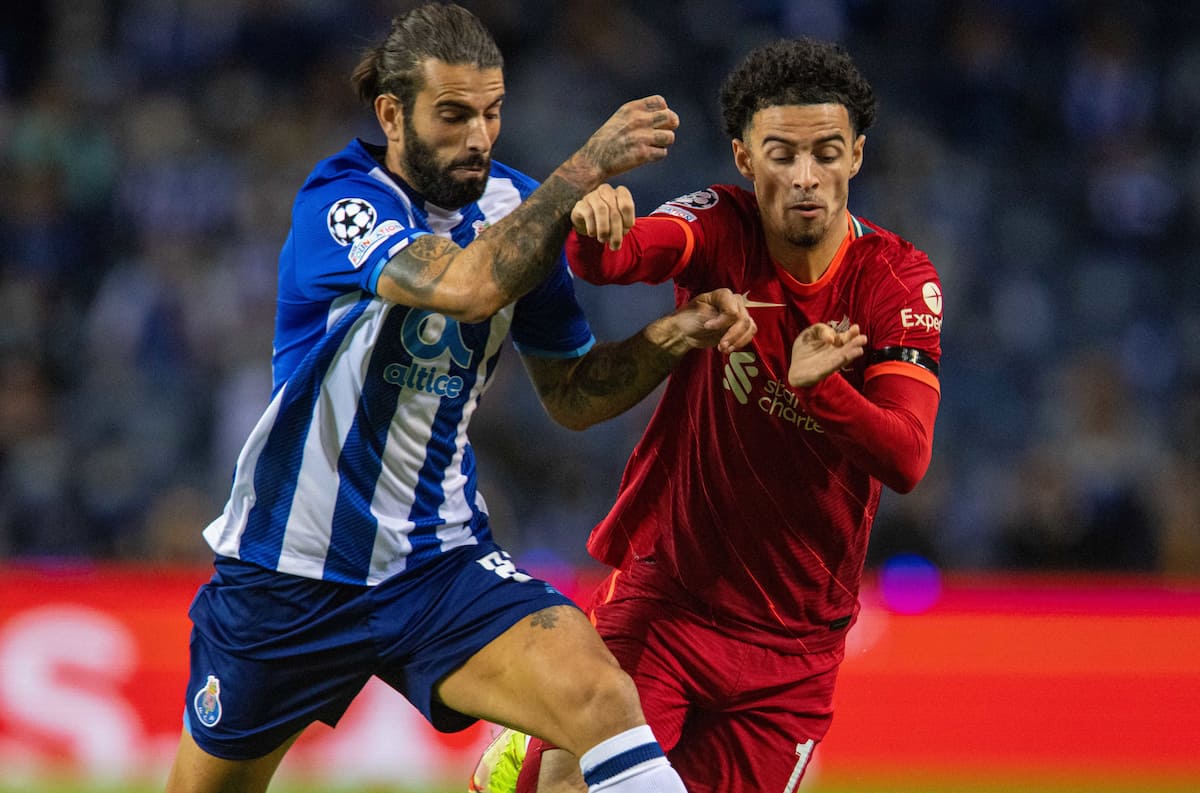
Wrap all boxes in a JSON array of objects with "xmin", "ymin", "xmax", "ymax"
[
  {"xmin": 883, "ymin": 448, "xmax": 932, "ymax": 494},
  {"xmin": 438, "ymin": 284, "xmax": 508, "ymax": 324},
  {"xmin": 886, "ymin": 470, "xmax": 922, "ymax": 495},
  {"xmin": 445, "ymin": 303, "xmax": 500, "ymax": 325},
  {"xmin": 544, "ymin": 406, "xmax": 598, "ymax": 433}
]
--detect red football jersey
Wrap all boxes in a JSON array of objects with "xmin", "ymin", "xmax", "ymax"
[{"xmin": 567, "ymin": 184, "xmax": 942, "ymax": 653}]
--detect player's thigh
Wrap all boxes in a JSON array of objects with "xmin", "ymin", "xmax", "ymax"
[
  {"xmin": 185, "ymin": 558, "xmax": 374, "ymax": 759},
  {"xmin": 669, "ymin": 694, "xmax": 831, "ymax": 793},
  {"xmin": 437, "ymin": 604, "xmax": 642, "ymax": 755},
  {"xmin": 588, "ymin": 586, "xmax": 703, "ymax": 754},
  {"xmin": 164, "ymin": 727, "xmax": 300, "ymax": 793},
  {"xmin": 670, "ymin": 709, "xmax": 820, "ymax": 793}
]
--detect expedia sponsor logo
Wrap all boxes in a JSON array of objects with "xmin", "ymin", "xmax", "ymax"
[
  {"xmin": 901, "ymin": 281, "xmax": 943, "ymax": 331},
  {"xmin": 901, "ymin": 307, "xmax": 942, "ymax": 331},
  {"xmin": 723, "ymin": 351, "xmax": 823, "ymax": 432},
  {"xmin": 922, "ymin": 281, "xmax": 942, "ymax": 313}
]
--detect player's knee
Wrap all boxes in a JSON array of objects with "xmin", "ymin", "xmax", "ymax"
[{"xmin": 550, "ymin": 661, "xmax": 643, "ymax": 747}]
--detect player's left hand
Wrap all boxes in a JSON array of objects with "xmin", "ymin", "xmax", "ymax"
[
  {"xmin": 669, "ymin": 287, "xmax": 757, "ymax": 355},
  {"xmin": 787, "ymin": 322, "xmax": 867, "ymax": 387},
  {"xmin": 571, "ymin": 184, "xmax": 636, "ymax": 250}
]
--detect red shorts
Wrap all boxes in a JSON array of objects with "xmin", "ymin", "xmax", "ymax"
[{"xmin": 520, "ymin": 562, "xmax": 845, "ymax": 793}]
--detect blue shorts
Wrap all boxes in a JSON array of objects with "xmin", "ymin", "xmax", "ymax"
[{"xmin": 183, "ymin": 541, "xmax": 575, "ymax": 760}]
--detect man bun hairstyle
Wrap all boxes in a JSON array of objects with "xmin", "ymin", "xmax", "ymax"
[
  {"xmin": 351, "ymin": 3, "xmax": 503, "ymax": 112},
  {"xmin": 719, "ymin": 37, "xmax": 876, "ymax": 140}
]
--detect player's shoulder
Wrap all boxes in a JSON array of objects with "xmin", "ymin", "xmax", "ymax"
[
  {"xmin": 296, "ymin": 139, "xmax": 404, "ymax": 209},
  {"xmin": 850, "ymin": 215, "xmax": 937, "ymax": 276},
  {"xmin": 303, "ymin": 139, "xmax": 381, "ymax": 187}
]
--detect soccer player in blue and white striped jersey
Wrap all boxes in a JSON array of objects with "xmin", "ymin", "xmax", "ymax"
[{"xmin": 165, "ymin": 5, "xmax": 755, "ymax": 793}]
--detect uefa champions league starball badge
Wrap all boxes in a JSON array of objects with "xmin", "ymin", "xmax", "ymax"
[{"xmin": 193, "ymin": 674, "xmax": 224, "ymax": 727}]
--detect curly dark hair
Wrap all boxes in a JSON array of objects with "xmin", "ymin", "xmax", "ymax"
[
  {"xmin": 351, "ymin": 3, "xmax": 503, "ymax": 113},
  {"xmin": 719, "ymin": 37, "xmax": 876, "ymax": 140}
]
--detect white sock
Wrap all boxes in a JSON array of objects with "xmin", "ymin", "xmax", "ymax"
[{"xmin": 579, "ymin": 725, "xmax": 687, "ymax": 792}]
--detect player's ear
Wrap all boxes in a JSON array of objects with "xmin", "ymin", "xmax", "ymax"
[
  {"xmin": 849, "ymin": 134, "xmax": 865, "ymax": 178},
  {"xmin": 375, "ymin": 94, "xmax": 404, "ymax": 144},
  {"xmin": 732, "ymin": 139, "xmax": 754, "ymax": 181}
]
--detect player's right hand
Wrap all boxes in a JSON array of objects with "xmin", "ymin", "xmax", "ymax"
[
  {"xmin": 572, "ymin": 184, "xmax": 636, "ymax": 250},
  {"xmin": 787, "ymin": 323, "xmax": 867, "ymax": 387},
  {"xmin": 578, "ymin": 95, "xmax": 678, "ymax": 180}
]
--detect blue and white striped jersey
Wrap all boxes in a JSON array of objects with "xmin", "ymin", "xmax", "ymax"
[{"xmin": 204, "ymin": 139, "xmax": 595, "ymax": 585}]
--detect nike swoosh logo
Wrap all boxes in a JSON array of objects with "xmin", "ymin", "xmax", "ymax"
[{"xmin": 741, "ymin": 291, "xmax": 785, "ymax": 308}]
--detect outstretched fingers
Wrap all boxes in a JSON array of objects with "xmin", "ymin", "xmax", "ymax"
[
  {"xmin": 701, "ymin": 288, "xmax": 757, "ymax": 353},
  {"xmin": 787, "ymin": 323, "xmax": 868, "ymax": 388}
]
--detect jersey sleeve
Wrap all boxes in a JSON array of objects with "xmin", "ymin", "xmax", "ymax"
[
  {"xmin": 862, "ymin": 243, "xmax": 943, "ymax": 395},
  {"xmin": 799, "ymin": 372, "xmax": 939, "ymax": 493},
  {"xmin": 565, "ymin": 216, "xmax": 693, "ymax": 285},
  {"xmin": 798, "ymin": 238, "xmax": 943, "ymax": 493},
  {"xmin": 284, "ymin": 175, "xmax": 429, "ymax": 302},
  {"xmin": 565, "ymin": 186, "xmax": 734, "ymax": 286},
  {"xmin": 510, "ymin": 251, "xmax": 596, "ymax": 359}
]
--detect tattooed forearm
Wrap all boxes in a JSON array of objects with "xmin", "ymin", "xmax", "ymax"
[
  {"xmin": 382, "ymin": 235, "xmax": 458, "ymax": 301},
  {"xmin": 483, "ymin": 173, "xmax": 579, "ymax": 299},
  {"xmin": 378, "ymin": 175, "xmax": 582, "ymax": 313},
  {"xmin": 526, "ymin": 334, "xmax": 682, "ymax": 431},
  {"xmin": 568, "ymin": 345, "xmax": 654, "ymax": 398}
]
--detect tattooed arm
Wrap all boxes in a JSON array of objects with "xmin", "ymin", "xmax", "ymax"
[
  {"xmin": 375, "ymin": 96, "xmax": 679, "ymax": 323},
  {"xmin": 523, "ymin": 288, "xmax": 756, "ymax": 431}
]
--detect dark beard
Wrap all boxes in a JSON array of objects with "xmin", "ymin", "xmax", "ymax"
[
  {"xmin": 785, "ymin": 227, "xmax": 824, "ymax": 248},
  {"xmin": 403, "ymin": 117, "xmax": 489, "ymax": 208}
]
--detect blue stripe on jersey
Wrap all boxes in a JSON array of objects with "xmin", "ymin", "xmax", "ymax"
[
  {"xmin": 453, "ymin": 203, "xmax": 485, "ymax": 246},
  {"xmin": 404, "ymin": 318, "xmax": 496, "ymax": 568},
  {"xmin": 322, "ymin": 307, "xmax": 410, "ymax": 583},
  {"xmin": 240, "ymin": 299, "xmax": 373, "ymax": 570},
  {"xmin": 460, "ymin": 443, "xmax": 491, "ymax": 540}
]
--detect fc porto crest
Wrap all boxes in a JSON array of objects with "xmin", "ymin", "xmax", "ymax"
[{"xmin": 193, "ymin": 674, "xmax": 224, "ymax": 727}]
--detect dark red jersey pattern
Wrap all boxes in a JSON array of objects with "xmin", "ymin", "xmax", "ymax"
[{"xmin": 566, "ymin": 184, "xmax": 942, "ymax": 654}]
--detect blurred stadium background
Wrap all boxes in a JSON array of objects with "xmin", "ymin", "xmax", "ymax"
[{"xmin": 2, "ymin": 0, "xmax": 1198, "ymax": 791}]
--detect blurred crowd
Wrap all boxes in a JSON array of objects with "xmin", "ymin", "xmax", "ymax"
[{"xmin": 1, "ymin": 0, "xmax": 1198, "ymax": 575}]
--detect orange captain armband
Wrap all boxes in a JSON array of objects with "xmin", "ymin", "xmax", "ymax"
[{"xmin": 865, "ymin": 346, "xmax": 940, "ymax": 394}]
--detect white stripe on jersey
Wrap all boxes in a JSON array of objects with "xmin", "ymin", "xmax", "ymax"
[{"xmin": 276, "ymin": 297, "xmax": 395, "ymax": 580}]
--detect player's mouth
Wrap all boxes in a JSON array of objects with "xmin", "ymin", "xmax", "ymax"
[
  {"xmin": 451, "ymin": 157, "xmax": 489, "ymax": 177},
  {"xmin": 789, "ymin": 200, "xmax": 824, "ymax": 217}
]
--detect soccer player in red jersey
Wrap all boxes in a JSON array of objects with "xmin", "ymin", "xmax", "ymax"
[{"xmin": 515, "ymin": 36, "xmax": 943, "ymax": 793}]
